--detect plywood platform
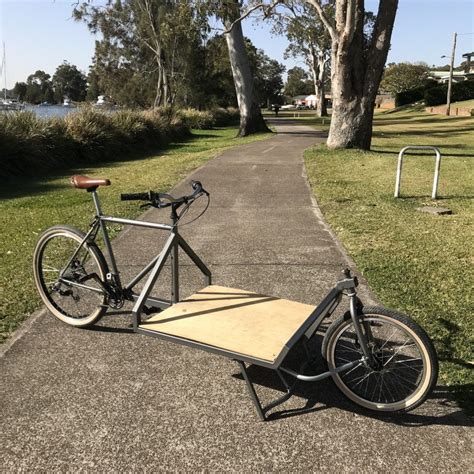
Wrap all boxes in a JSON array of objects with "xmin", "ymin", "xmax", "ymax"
[{"xmin": 139, "ymin": 285, "xmax": 316, "ymax": 364}]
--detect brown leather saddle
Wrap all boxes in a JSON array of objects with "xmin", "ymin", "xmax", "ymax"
[{"xmin": 70, "ymin": 175, "xmax": 111, "ymax": 190}]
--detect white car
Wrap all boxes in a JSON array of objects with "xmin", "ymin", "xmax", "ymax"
[{"xmin": 281, "ymin": 104, "xmax": 296, "ymax": 110}]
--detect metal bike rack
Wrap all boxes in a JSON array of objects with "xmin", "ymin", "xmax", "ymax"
[{"xmin": 394, "ymin": 146, "xmax": 442, "ymax": 199}]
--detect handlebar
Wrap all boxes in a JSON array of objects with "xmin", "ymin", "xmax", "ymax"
[{"xmin": 120, "ymin": 181, "xmax": 208, "ymax": 209}]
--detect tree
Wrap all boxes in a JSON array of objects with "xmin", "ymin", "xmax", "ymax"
[
  {"xmin": 208, "ymin": 0, "xmax": 270, "ymax": 136},
  {"xmin": 284, "ymin": 66, "xmax": 313, "ymax": 98},
  {"xmin": 242, "ymin": 0, "xmax": 398, "ymax": 149},
  {"xmin": 380, "ymin": 62, "xmax": 429, "ymax": 94},
  {"xmin": 86, "ymin": 66, "xmax": 102, "ymax": 102},
  {"xmin": 74, "ymin": 0, "xmax": 206, "ymax": 108},
  {"xmin": 246, "ymin": 46, "xmax": 285, "ymax": 107},
  {"xmin": 52, "ymin": 62, "xmax": 87, "ymax": 103},
  {"xmin": 12, "ymin": 82, "xmax": 27, "ymax": 101},
  {"xmin": 305, "ymin": 0, "xmax": 399, "ymax": 149},
  {"xmin": 273, "ymin": 0, "xmax": 332, "ymax": 116},
  {"xmin": 24, "ymin": 70, "xmax": 54, "ymax": 104}
]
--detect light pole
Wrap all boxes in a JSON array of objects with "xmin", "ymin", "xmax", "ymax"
[{"xmin": 445, "ymin": 32, "xmax": 457, "ymax": 116}]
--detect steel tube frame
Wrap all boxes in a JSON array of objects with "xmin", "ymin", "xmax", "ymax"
[
  {"xmin": 75, "ymin": 191, "xmax": 365, "ymax": 421},
  {"xmin": 394, "ymin": 146, "xmax": 442, "ymax": 199},
  {"xmin": 83, "ymin": 191, "xmax": 212, "ymax": 327}
]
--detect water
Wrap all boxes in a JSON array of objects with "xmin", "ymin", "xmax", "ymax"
[{"xmin": 24, "ymin": 104, "xmax": 78, "ymax": 119}]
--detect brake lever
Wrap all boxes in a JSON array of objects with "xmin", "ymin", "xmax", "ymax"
[{"xmin": 140, "ymin": 202, "xmax": 152, "ymax": 209}]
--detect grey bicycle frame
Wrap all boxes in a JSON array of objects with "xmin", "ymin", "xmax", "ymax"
[
  {"xmin": 61, "ymin": 190, "xmax": 372, "ymax": 421},
  {"xmin": 62, "ymin": 189, "xmax": 211, "ymax": 324}
]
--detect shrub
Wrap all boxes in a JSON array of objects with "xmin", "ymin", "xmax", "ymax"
[
  {"xmin": 178, "ymin": 107, "xmax": 240, "ymax": 129},
  {"xmin": 424, "ymin": 85, "xmax": 448, "ymax": 106},
  {"xmin": 424, "ymin": 81, "xmax": 474, "ymax": 106},
  {"xmin": 0, "ymin": 107, "xmax": 190, "ymax": 178},
  {"xmin": 212, "ymin": 107, "xmax": 240, "ymax": 126},
  {"xmin": 395, "ymin": 87, "xmax": 424, "ymax": 107},
  {"xmin": 179, "ymin": 109, "xmax": 215, "ymax": 129}
]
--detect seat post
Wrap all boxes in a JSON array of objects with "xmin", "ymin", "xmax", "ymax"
[{"xmin": 91, "ymin": 189, "xmax": 102, "ymax": 217}]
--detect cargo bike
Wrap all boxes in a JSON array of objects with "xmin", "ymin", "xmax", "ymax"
[{"xmin": 33, "ymin": 176, "xmax": 438, "ymax": 421}]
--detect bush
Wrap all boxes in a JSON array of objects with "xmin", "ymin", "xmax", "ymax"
[
  {"xmin": 395, "ymin": 87, "xmax": 424, "ymax": 107},
  {"xmin": 424, "ymin": 81, "xmax": 474, "ymax": 106},
  {"xmin": 179, "ymin": 107, "xmax": 240, "ymax": 129},
  {"xmin": 0, "ymin": 107, "xmax": 190, "ymax": 178},
  {"xmin": 424, "ymin": 85, "xmax": 448, "ymax": 106},
  {"xmin": 179, "ymin": 109, "xmax": 215, "ymax": 129},
  {"xmin": 210, "ymin": 107, "xmax": 240, "ymax": 126}
]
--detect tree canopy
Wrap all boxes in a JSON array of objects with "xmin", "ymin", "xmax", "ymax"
[{"xmin": 380, "ymin": 62, "xmax": 430, "ymax": 94}]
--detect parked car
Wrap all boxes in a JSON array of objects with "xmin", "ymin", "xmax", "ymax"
[
  {"xmin": 281, "ymin": 104, "xmax": 296, "ymax": 110},
  {"xmin": 296, "ymin": 104, "xmax": 309, "ymax": 110}
]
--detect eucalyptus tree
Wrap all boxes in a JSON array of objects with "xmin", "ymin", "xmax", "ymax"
[
  {"xmin": 204, "ymin": 0, "xmax": 270, "ymax": 136},
  {"xmin": 74, "ymin": 0, "xmax": 207, "ymax": 107},
  {"xmin": 273, "ymin": 0, "xmax": 332, "ymax": 116},
  {"xmin": 302, "ymin": 0, "xmax": 398, "ymax": 149},
  {"xmin": 231, "ymin": 0, "xmax": 398, "ymax": 149}
]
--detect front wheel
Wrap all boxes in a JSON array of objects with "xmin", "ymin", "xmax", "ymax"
[
  {"xmin": 322, "ymin": 307, "xmax": 438, "ymax": 413},
  {"xmin": 33, "ymin": 225, "xmax": 108, "ymax": 327}
]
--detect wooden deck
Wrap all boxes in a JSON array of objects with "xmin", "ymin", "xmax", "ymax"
[{"xmin": 139, "ymin": 285, "xmax": 316, "ymax": 363}]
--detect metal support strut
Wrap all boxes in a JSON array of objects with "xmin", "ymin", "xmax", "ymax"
[{"xmin": 236, "ymin": 361, "xmax": 294, "ymax": 421}]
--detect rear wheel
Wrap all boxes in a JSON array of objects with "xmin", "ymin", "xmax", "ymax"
[
  {"xmin": 322, "ymin": 307, "xmax": 438, "ymax": 412},
  {"xmin": 33, "ymin": 225, "xmax": 108, "ymax": 327}
]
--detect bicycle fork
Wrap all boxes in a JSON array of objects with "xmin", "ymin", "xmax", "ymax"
[{"xmin": 348, "ymin": 292, "xmax": 378, "ymax": 369}]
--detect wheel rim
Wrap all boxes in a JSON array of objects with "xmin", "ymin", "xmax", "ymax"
[
  {"xmin": 37, "ymin": 232, "xmax": 105, "ymax": 322},
  {"xmin": 328, "ymin": 315, "xmax": 432, "ymax": 411}
]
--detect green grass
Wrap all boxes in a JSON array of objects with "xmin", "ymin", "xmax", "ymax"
[
  {"xmin": 305, "ymin": 106, "xmax": 474, "ymax": 415},
  {"xmin": 450, "ymin": 99, "xmax": 474, "ymax": 109},
  {"xmin": 0, "ymin": 127, "xmax": 270, "ymax": 342}
]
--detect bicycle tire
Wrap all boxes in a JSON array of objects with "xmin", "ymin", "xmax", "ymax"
[
  {"xmin": 33, "ymin": 225, "xmax": 108, "ymax": 327},
  {"xmin": 322, "ymin": 306, "xmax": 438, "ymax": 412}
]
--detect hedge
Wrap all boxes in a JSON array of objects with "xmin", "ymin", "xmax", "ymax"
[
  {"xmin": 424, "ymin": 81, "xmax": 474, "ymax": 106},
  {"xmin": 0, "ymin": 107, "xmax": 240, "ymax": 178}
]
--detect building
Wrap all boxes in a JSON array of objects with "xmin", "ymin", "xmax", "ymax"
[{"xmin": 429, "ymin": 51, "xmax": 474, "ymax": 83}]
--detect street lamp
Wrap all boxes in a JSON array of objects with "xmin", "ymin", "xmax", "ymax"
[{"xmin": 441, "ymin": 33, "xmax": 457, "ymax": 116}]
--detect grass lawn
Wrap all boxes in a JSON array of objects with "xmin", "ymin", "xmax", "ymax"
[
  {"xmin": 305, "ymin": 106, "xmax": 474, "ymax": 415},
  {"xmin": 0, "ymin": 127, "xmax": 270, "ymax": 342},
  {"xmin": 449, "ymin": 99, "xmax": 474, "ymax": 110}
]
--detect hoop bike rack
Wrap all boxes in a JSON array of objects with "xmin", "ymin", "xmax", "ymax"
[{"xmin": 394, "ymin": 146, "xmax": 442, "ymax": 199}]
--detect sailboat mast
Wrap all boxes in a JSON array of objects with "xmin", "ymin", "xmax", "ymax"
[{"xmin": 3, "ymin": 42, "xmax": 6, "ymax": 101}]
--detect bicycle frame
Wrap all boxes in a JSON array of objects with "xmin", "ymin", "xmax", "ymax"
[
  {"xmin": 59, "ymin": 189, "xmax": 377, "ymax": 421},
  {"xmin": 60, "ymin": 190, "xmax": 211, "ymax": 324}
]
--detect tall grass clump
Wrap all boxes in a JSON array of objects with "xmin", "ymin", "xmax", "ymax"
[
  {"xmin": 0, "ymin": 107, "xmax": 190, "ymax": 178},
  {"xmin": 179, "ymin": 107, "xmax": 240, "ymax": 129},
  {"xmin": 179, "ymin": 109, "xmax": 215, "ymax": 129},
  {"xmin": 212, "ymin": 107, "xmax": 240, "ymax": 126}
]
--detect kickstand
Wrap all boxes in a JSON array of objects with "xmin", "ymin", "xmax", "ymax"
[{"xmin": 236, "ymin": 360, "xmax": 294, "ymax": 421}]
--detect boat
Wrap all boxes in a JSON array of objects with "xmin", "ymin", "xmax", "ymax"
[
  {"xmin": 63, "ymin": 97, "xmax": 75, "ymax": 107},
  {"xmin": 94, "ymin": 95, "xmax": 116, "ymax": 109},
  {"xmin": 1, "ymin": 43, "xmax": 25, "ymax": 111},
  {"xmin": 0, "ymin": 98, "xmax": 25, "ymax": 111}
]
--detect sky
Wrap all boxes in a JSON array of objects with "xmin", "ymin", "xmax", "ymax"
[{"xmin": 0, "ymin": 0, "xmax": 473, "ymax": 89}]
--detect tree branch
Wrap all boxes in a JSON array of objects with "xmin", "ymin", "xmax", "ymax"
[
  {"xmin": 223, "ymin": 0, "xmax": 283, "ymax": 34},
  {"xmin": 343, "ymin": 0, "xmax": 356, "ymax": 42},
  {"xmin": 305, "ymin": 0, "xmax": 337, "ymax": 40}
]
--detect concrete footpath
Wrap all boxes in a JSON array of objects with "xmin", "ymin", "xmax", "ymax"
[{"xmin": 1, "ymin": 121, "xmax": 472, "ymax": 471}]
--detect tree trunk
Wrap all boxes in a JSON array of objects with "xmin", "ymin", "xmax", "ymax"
[
  {"xmin": 316, "ymin": 80, "xmax": 327, "ymax": 117},
  {"xmin": 224, "ymin": 12, "xmax": 269, "ymax": 136},
  {"xmin": 309, "ymin": 47, "xmax": 328, "ymax": 117},
  {"xmin": 308, "ymin": 0, "xmax": 398, "ymax": 149}
]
